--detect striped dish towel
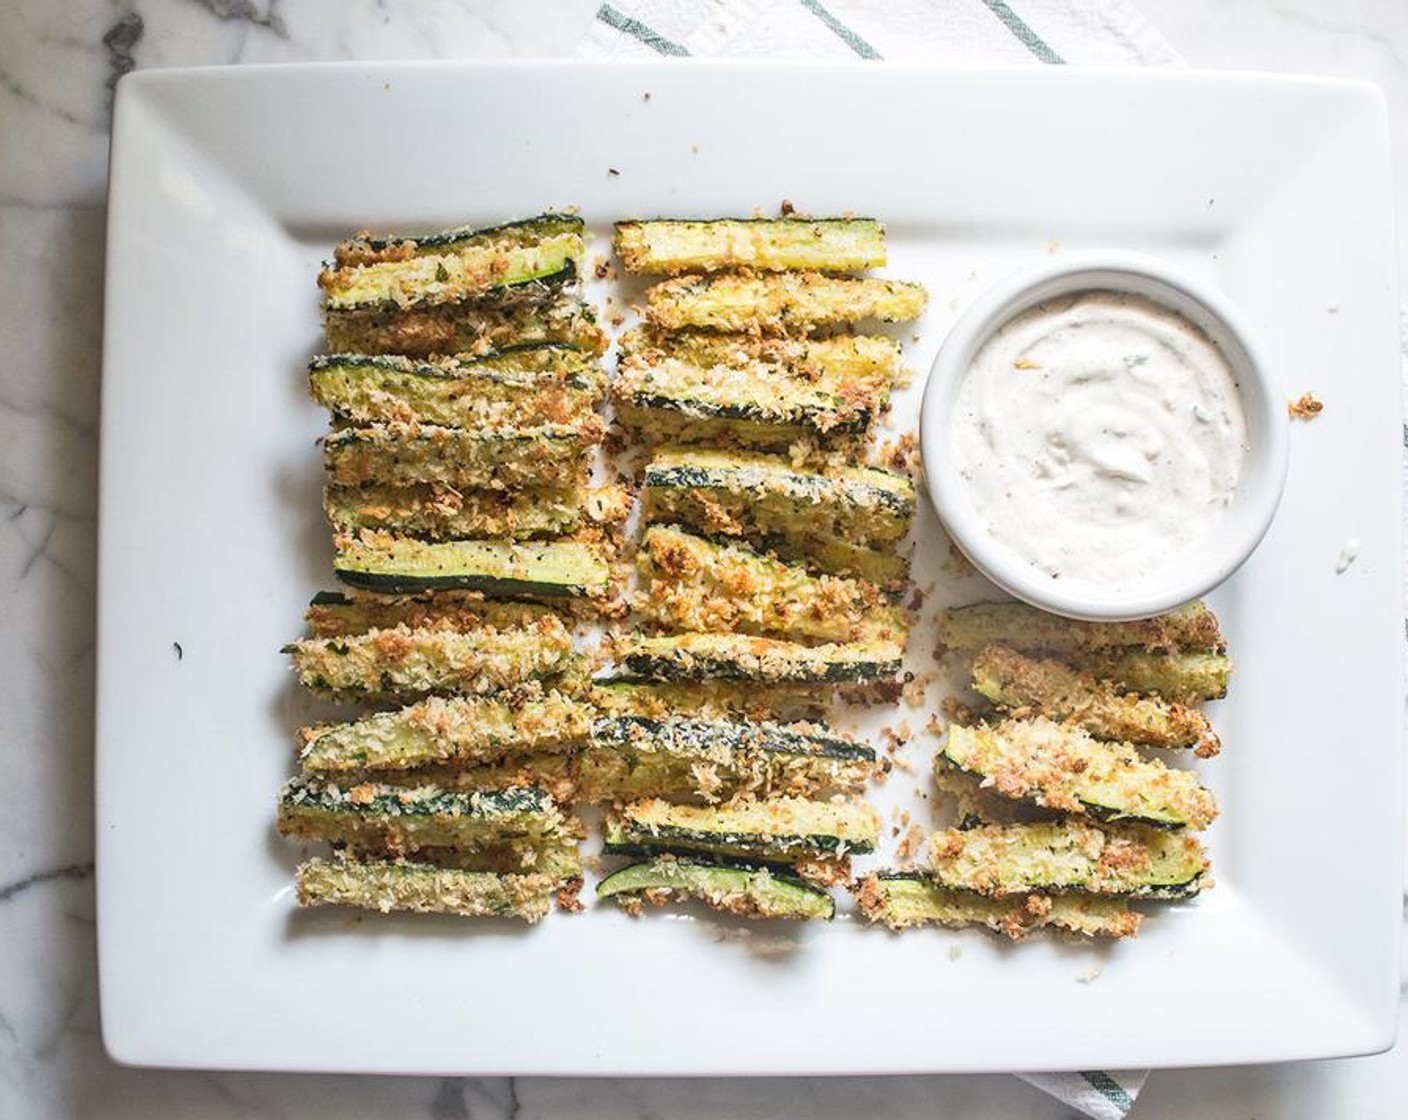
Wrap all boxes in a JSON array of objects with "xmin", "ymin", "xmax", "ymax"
[{"xmin": 576, "ymin": 2, "xmax": 1183, "ymax": 1116}]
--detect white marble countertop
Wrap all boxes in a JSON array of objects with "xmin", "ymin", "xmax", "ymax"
[{"xmin": 1, "ymin": 1, "xmax": 1403, "ymax": 1117}]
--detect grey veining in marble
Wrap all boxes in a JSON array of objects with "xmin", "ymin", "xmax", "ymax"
[{"xmin": 2, "ymin": 1, "xmax": 1405, "ymax": 1118}]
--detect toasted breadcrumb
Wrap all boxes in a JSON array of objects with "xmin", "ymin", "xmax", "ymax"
[{"xmin": 1289, "ymin": 391, "xmax": 1323, "ymax": 420}]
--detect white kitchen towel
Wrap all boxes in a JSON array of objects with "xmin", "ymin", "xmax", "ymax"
[
  {"xmin": 576, "ymin": 0, "xmax": 1181, "ymax": 66},
  {"xmin": 576, "ymin": 2, "xmax": 1184, "ymax": 1116}
]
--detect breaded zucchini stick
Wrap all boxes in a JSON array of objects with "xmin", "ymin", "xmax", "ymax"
[
  {"xmin": 1085, "ymin": 650, "xmax": 1231, "ymax": 705},
  {"xmin": 323, "ymin": 294, "xmax": 607, "ymax": 359},
  {"xmin": 295, "ymin": 857, "xmax": 559, "ymax": 922},
  {"xmin": 613, "ymin": 353, "xmax": 887, "ymax": 449},
  {"xmin": 937, "ymin": 600, "xmax": 1225, "ymax": 655},
  {"xmin": 645, "ymin": 270, "xmax": 928, "ymax": 332},
  {"xmin": 636, "ymin": 525, "xmax": 906, "ymax": 644},
  {"xmin": 643, "ymin": 447, "xmax": 914, "ymax": 547},
  {"xmin": 285, "ymin": 618, "xmax": 577, "ymax": 702},
  {"xmin": 320, "ymin": 214, "xmax": 584, "ymax": 311},
  {"xmin": 620, "ymin": 327, "xmax": 902, "ymax": 384},
  {"xmin": 614, "ymin": 218, "xmax": 885, "ymax": 274},
  {"xmin": 303, "ymin": 591, "xmax": 550, "ymax": 638},
  {"xmin": 925, "ymin": 820, "xmax": 1209, "ymax": 899},
  {"xmin": 324, "ymin": 483, "xmax": 587, "ymax": 541},
  {"xmin": 277, "ymin": 780, "xmax": 574, "ymax": 856},
  {"xmin": 333, "ymin": 536, "xmax": 613, "ymax": 599},
  {"xmin": 578, "ymin": 714, "xmax": 874, "ymax": 803},
  {"xmin": 598, "ymin": 857, "xmax": 836, "ymax": 920},
  {"xmin": 937, "ymin": 718, "xmax": 1218, "ymax": 830},
  {"xmin": 971, "ymin": 645, "xmax": 1221, "ymax": 756},
  {"xmin": 298, "ymin": 691, "xmax": 592, "ymax": 775},
  {"xmin": 616, "ymin": 632, "xmax": 904, "ymax": 684},
  {"xmin": 308, "ymin": 346, "xmax": 605, "ymax": 429},
  {"xmin": 853, "ymin": 874, "xmax": 1141, "ymax": 939},
  {"xmin": 322, "ymin": 418, "xmax": 601, "ymax": 490},
  {"xmin": 604, "ymin": 795, "xmax": 880, "ymax": 867}
]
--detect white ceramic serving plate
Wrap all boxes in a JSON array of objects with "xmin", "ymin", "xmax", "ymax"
[{"xmin": 98, "ymin": 62, "xmax": 1402, "ymax": 1076}]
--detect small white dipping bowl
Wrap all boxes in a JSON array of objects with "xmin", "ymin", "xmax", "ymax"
[{"xmin": 920, "ymin": 252, "xmax": 1288, "ymax": 621}]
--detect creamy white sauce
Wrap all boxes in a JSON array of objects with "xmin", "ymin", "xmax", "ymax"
[{"xmin": 951, "ymin": 290, "xmax": 1248, "ymax": 587}]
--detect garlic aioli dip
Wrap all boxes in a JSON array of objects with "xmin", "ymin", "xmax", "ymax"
[{"xmin": 950, "ymin": 290, "xmax": 1248, "ymax": 587}]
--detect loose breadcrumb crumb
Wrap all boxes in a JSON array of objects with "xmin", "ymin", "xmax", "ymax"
[{"xmin": 1289, "ymin": 392, "xmax": 1323, "ymax": 420}]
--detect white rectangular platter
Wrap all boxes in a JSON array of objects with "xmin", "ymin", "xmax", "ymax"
[{"xmin": 98, "ymin": 62, "xmax": 1403, "ymax": 1075}]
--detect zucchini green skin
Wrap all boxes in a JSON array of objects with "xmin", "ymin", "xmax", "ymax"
[
  {"xmin": 323, "ymin": 483, "xmax": 586, "ymax": 542},
  {"xmin": 643, "ymin": 447, "xmax": 914, "ymax": 548},
  {"xmin": 295, "ymin": 858, "xmax": 558, "ymax": 921},
  {"xmin": 285, "ymin": 618, "xmax": 577, "ymax": 701},
  {"xmin": 578, "ymin": 714, "xmax": 874, "ymax": 802},
  {"xmin": 597, "ymin": 857, "xmax": 835, "ymax": 920},
  {"xmin": 321, "ymin": 226, "xmax": 582, "ymax": 310},
  {"xmin": 636, "ymin": 524, "xmax": 906, "ymax": 644},
  {"xmin": 298, "ymin": 691, "xmax": 592, "ymax": 774},
  {"xmin": 304, "ymin": 591, "xmax": 550, "ymax": 638},
  {"xmin": 322, "ymin": 419, "xmax": 600, "ymax": 490},
  {"xmin": 617, "ymin": 633, "xmax": 904, "ymax": 684},
  {"xmin": 937, "ymin": 719, "xmax": 1218, "ymax": 831},
  {"xmin": 971, "ymin": 644, "xmax": 1220, "ymax": 755},
  {"xmin": 614, "ymin": 218, "xmax": 885, "ymax": 274},
  {"xmin": 854, "ymin": 874, "xmax": 1141, "ymax": 939},
  {"xmin": 277, "ymin": 779, "xmax": 572, "ymax": 855},
  {"xmin": 308, "ymin": 345, "xmax": 604, "ymax": 428},
  {"xmin": 336, "ymin": 213, "xmax": 584, "ymax": 259},
  {"xmin": 645, "ymin": 271, "xmax": 928, "ymax": 332},
  {"xmin": 937, "ymin": 600, "xmax": 1225, "ymax": 655},
  {"xmin": 334, "ymin": 537, "xmax": 612, "ymax": 599},
  {"xmin": 603, "ymin": 795, "xmax": 880, "ymax": 862},
  {"xmin": 925, "ymin": 820, "xmax": 1209, "ymax": 900},
  {"xmin": 323, "ymin": 294, "xmax": 607, "ymax": 359}
]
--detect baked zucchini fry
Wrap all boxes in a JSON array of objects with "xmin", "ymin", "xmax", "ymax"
[
  {"xmin": 937, "ymin": 718, "xmax": 1219, "ymax": 830},
  {"xmin": 323, "ymin": 294, "xmax": 607, "ymax": 359},
  {"xmin": 598, "ymin": 857, "xmax": 835, "ymax": 920},
  {"xmin": 645, "ymin": 271, "xmax": 928, "ymax": 332},
  {"xmin": 332, "ymin": 214, "xmax": 584, "ymax": 265},
  {"xmin": 304, "ymin": 590, "xmax": 550, "ymax": 638},
  {"xmin": 604, "ymin": 796, "xmax": 880, "ymax": 862},
  {"xmin": 578, "ymin": 714, "xmax": 874, "ymax": 802},
  {"xmin": 937, "ymin": 600, "xmax": 1225, "ymax": 655},
  {"xmin": 298, "ymin": 691, "xmax": 591, "ymax": 775},
  {"xmin": 373, "ymin": 751, "xmax": 579, "ymax": 805},
  {"xmin": 334, "ymin": 537, "xmax": 612, "ymax": 599},
  {"xmin": 1085, "ymin": 651, "xmax": 1232, "ymax": 705},
  {"xmin": 854, "ymin": 874, "xmax": 1141, "ymax": 939},
  {"xmin": 590, "ymin": 680, "xmax": 827, "ymax": 723},
  {"xmin": 637, "ymin": 525, "xmax": 906, "ymax": 644},
  {"xmin": 321, "ymin": 214, "xmax": 584, "ymax": 311},
  {"xmin": 971, "ymin": 645, "xmax": 1220, "ymax": 756},
  {"xmin": 285, "ymin": 618, "xmax": 576, "ymax": 702},
  {"xmin": 277, "ymin": 780, "xmax": 573, "ymax": 855},
  {"xmin": 613, "ymin": 355, "xmax": 887, "ymax": 449},
  {"xmin": 324, "ymin": 483, "xmax": 588, "ymax": 541},
  {"xmin": 925, "ymin": 820, "xmax": 1209, "ymax": 900},
  {"xmin": 295, "ymin": 857, "xmax": 557, "ymax": 922},
  {"xmin": 614, "ymin": 218, "xmax": 885, "ymax": 274},
  {"xmin": 309, "ymin": 346, "xmax": 605, "ymax": 428},
  {"xmin": 323, "ymin": 419, "xmax": 600, "ymax": 490},
  {"xmin": 617, "ymin": 632, "xmax": 904, "ymax": 684},
  {"xmin": 759, "ymin": 534, "xmax": 909, "ymax": 590},
  {"xmin": 644, "ymin": 447, "xmax": 914, "ymax": 547},
  {"xmin": 620, "ymin": 328, "xmax": 902, "ymax": 385}
]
